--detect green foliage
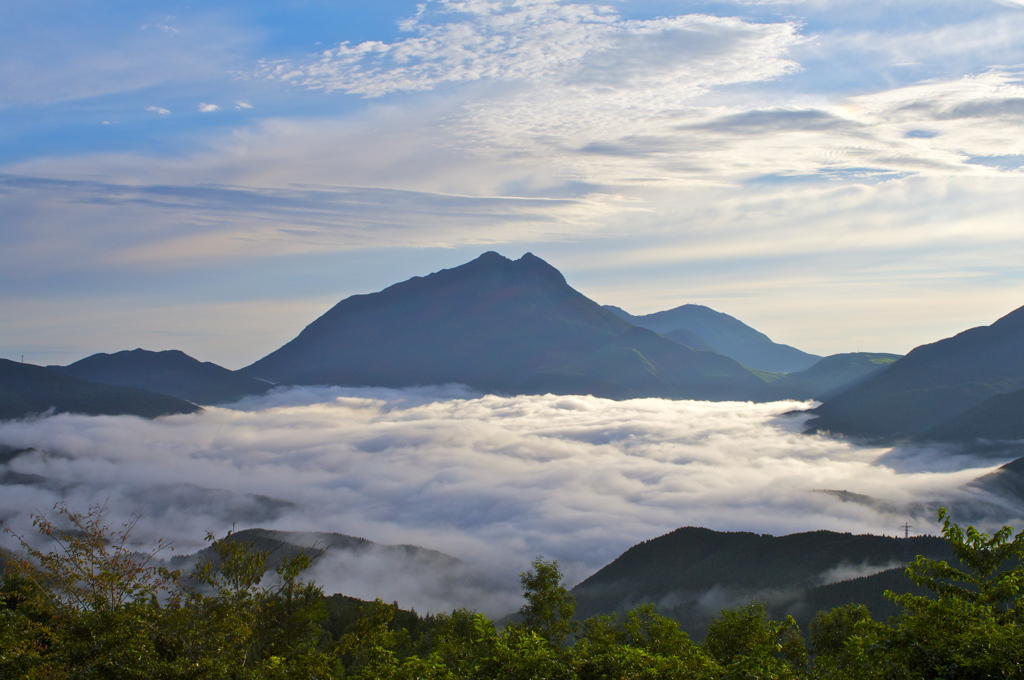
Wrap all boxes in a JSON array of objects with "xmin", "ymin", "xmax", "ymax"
[
  {"xmin": 890, "ymin": 507, "xmax": 1024, "ymax": 619},
  {"xmin": 808, "ymin": 509, "xmax": 1024, "ymax": 680},
  {"xmin": 11, "ymin": 501, "xmax": 1024, "ymax": 680},
  {"xmin": 807, "ymin": 604, "xmax": 891, "ymax": 680},
  {"xmin": 874, "ymin": 508, "xmax": 1024, "ymax": 679},
  {"xmin": 517, "ymin": 557, "xmax": 578, "ymax": 647},
  {"xmin": 3, "ymin": 500, "xmax": 176, "ymax": 615},
  {"xmin": 572, "ymin": 604, "xmax": 721, "ymax": 680},
  {"xmin": 421, "ymin": 608, "xmax": 496, "ymax": 676},
  {"xmin": 704, "ymin": 602, "xmax": 807, "ymax": 679},
  {"xmin": 1, "ymin": 502, "xmax": 333, "ymax": 679}
]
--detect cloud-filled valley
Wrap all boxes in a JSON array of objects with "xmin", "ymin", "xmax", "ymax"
[{"xmin": 1, "ymin": 386, "xmax": 1015, "ymax": 615}]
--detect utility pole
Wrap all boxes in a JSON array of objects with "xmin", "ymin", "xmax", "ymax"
[{"xmin": 901, "ymin": 522, "xmax": 914, "ymax": 563}]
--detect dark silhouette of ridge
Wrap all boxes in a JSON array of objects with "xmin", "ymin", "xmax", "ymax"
[
  {"xmin": 606, "ymin": 304, "xmax": 820, "ymax": 373},
  {"xmin": 53, "ymin": 348, "xmax": 272, "ymax": 405},
  {"xmin": 806, "ymin": 304, "xmax": 1024, "ymax": 441},
  {"xmin": 0, "ymin": 358, "xmax": 200, "ymax": 421}
]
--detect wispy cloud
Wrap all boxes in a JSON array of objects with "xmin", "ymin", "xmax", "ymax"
[
  {"xmin": 259, "ymin": 1, "xmax": 801, "ymax": 97},
  {"xmin": 141, "ymin": 16, "xmax": 179, "ymax": 34},
  {"xmin": 0, "ymin": 173, "xmax": 606, "ymax": 271},
  {"xmin": 3, "ymin": 1, "xmax": 1024, "ymax": 364},
  {"xmin": 145, "ymin": 106, "xmax": 171, "ymax": 115},
  {"xmin": 198, "ymin": 102, "xmax": 220, "ymax": 113}
]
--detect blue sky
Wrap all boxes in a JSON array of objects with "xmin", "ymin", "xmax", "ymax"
[{"xmin": 3, "ymin": 0, "xmax": 1023, "ymax": 368}]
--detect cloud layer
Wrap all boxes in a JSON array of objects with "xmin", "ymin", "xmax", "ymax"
[
  {"xmin": 0, "ymin": 388, "xmax": 1014, "ymax": 614},
  {"xmin": 261, "ymin": 2, "xmax": 800, "ymax": 98}
]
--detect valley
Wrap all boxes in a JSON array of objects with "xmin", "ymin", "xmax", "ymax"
[{"xmin": 2, "ymin": 252, "xmax": 1023, "ymax": 629}]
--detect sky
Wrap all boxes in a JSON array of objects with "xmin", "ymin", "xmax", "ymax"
[
  {"xmin": 1, "ymin": 387, "xmax": 1016, "ymax": 615},
  {"xmin": 2, "ymin": 0, "xmax": 1024, "ymax": 368}
]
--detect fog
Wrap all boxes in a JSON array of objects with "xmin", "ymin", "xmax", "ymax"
[{"xmin": 0, "ymin": 387, "xmax": 1016, "ymax": 615}]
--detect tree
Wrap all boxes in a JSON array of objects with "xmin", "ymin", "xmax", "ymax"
[
  {"xmin": 572, "ymin": 604, "xmax": 721, "ymax": 680},
  {"xmin": 1, "ymin": 502, "xmax": 337, "ymax": 679},
  {"xmin": 517, "ymin": 557, "xmax": 578, "ymax": 647},
  {"xmin": 158, "ymin": 529, "xmax": 336, "ymax": 679},
  {"xmin": 880, "ymin": 508, "xmax": 1024, "ymax": 679},
  {"xmin": 704, "ymin": 602, "xmax": 807, "ymax": 680},
  {"xmin": 891, "ymin": 507, "xmax": 1024, "ymax": 620},
  {"xmin": 1, "ymin": 501, "xmax": 176, "ymax": 679},
  {"xmin": 2, "ymin": 500, "xmax": 175, "ymax": 615}
]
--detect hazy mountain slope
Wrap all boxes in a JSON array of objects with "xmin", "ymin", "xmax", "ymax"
[
  {"xmin": 163, "ymin": 527, "xmax": 507, "ymax": 614},
  {"xmin": 242, "ymin": 252, "xmax": 770, "ymax": 400},
  {"xmin": 918, "ymin": 388, "xmax": 1024, "ymax": 444},
  {"xmin": 571, "ymin": 526, "xmax": 951, "ymax": 638},
  {"xmin": 606, "ymin": 304, "xmax": 820, "ymax": 373},
  {"xmin": 522, "ymin": 326, "xmax": 771, "ymax": 400},
  {"xmin": 52, "ymin": 348, "xmax": 272, "ymax": 405},
  {"xmin": 0, "ymin": 358, "xmax": 201, "ymax": 421},
  {"xmin": 805, "ymin": 305, "xmax": 1024, "ymax": 440},
  {"xmin": 763, "ymin": 352, "xmax": 901, "ymax": 401},
  {"xmin": 967, "ymin": 456, "xmax": 1024, "ymax": 507},
  {"xmin": 662, "ymin": 328, "xmax": 718, "ymax": 353},
  {"xmin": 170, "ymin": 528, "xmax": 462, "ymax": 572}
]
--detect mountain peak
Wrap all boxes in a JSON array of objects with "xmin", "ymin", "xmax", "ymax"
[
  {"xmin": 515, "ymin": 251, "xmax": 567, "ymax": 286},
  {"xmin": 241, "ymin": 252, "xmax": 770, "ymax": 398},
  {"xmin": 473, "ymin": 250, "xmax": 509, "ymax": 264}
]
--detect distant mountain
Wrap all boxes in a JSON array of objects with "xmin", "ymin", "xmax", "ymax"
[
  {"xmin": 570, "ymin": 526, "xmax": 951, "ymax": 638},
  {"xmin": 0, "ymin": 358, "xmax": 200, "ymax": 421},
  {"xmin": 967, "ymin": 456, "xmax": 1024, "ymax": 509},
  {"xmin": 805, "ymin": 305, "xmax": 1024, "ymax": 441},
  {"xmin": 606, "ymin": 304, "xmax": 820, "ymax": 373},
  {"xmin": 242, "ymin": 252, "xmax": 770, "ymax": 401},
  {"xmin": 661, "ymin": 328, "xmax": 718, "ymax": 354},
  {"xmin": 169, "ymin": 527, "xmax": 462, "ymax": 573},
  {"xmin": 763, "ymin": 352, "xmax": 901, "ymax": 401},
  {"xmin": 520, "ymin": 326, "xmax": 779, "ymax": 401},
  {"xmin": 163, "ymin": 527, "xmax": 506, "ymax": 615},
  {"xmin": 917, "ymin": 388, "xmax": 1024, "ymax": 444},
  {"xmin": 52, "ymin": 348, "xmax": 272, "ymax": 405}
]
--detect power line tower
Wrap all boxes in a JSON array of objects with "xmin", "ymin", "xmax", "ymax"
[{"xmin": 901, "ymin": 522, "xmax": 914, "ymax": 564}]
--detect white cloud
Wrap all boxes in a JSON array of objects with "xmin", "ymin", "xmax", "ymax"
[
  {"xmin": 145, "ymin": 105, "xmax": 171, "ymax": 115},
  {"xmin": 260, "ymin": 1, "xmax": 801, "ymax": 97},
  {"xmin": 235, "ymin": 101, "xmax": 253, "ymax": 109},
  {"xmin": 0, "ymin": 389, "xmax": 1011, "ymax": 614},
  {"xmin": 141, "ymin": 16, "xmax": 180, "ymax": 34},
  {"xmin": 198, "ymin": 102, "xmax": 220, "ymax": 113}
]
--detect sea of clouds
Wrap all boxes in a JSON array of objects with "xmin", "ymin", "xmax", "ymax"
[{"xmin": 0, "ymin": 386, "xmax": 1016, "ymax": 615}]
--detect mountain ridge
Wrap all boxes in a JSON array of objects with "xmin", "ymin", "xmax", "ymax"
[
  {"xmin": 606, "ymin": 303, "xmax": 821, "ymax": 373},
  {"xmin": 805, "ymin": 304, "xmax": 1024, "ymax": 441},
  {"xmin": 242, "ymin": 252, "xmax": 771, "ymax": 400},
  {"xmin": 52, "ymin": 348, "xmax": 272, "ymax": 405},
  {"xmin": 0, "ymin": 358, "xmax": 201, "ymax": 421}
]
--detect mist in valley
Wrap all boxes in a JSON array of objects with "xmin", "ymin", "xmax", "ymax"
[{"xmin": 0, "ymin": 386, "xmax": 1017, "ymax": 616}]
